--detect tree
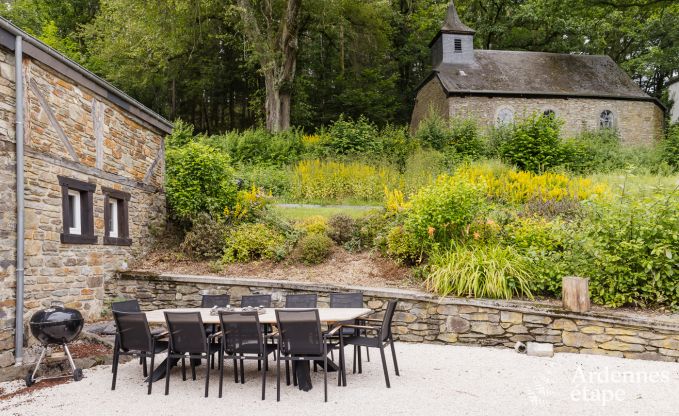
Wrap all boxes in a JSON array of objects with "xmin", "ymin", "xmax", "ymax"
[{"xmin": 234, "ymin": 0, "xmax": 302, "ymax": 132}]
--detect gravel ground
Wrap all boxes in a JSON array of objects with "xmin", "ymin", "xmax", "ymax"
[{"xmin": 1, "ymin": 343, "xmax": 678, "ymax": 416}]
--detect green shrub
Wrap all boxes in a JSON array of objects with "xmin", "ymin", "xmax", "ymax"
[
  {"xmin": 426, "ymin": 244, "xmax": 534, "ymax": 300},
  {"xmin": 223, "ymin": 223, "xmax": 287, "ymax": 263},
  {"xmin": 180, "ymin": 214, "xmax": 228, "ymax": 259},
  {"xmin": 327, "ymin": 214, "xmax": 357, "ymax": 245},
  {"xmin": 347, "ymin": 211, "xmax": 391, "ymax": 252},
  {"xmin": 415, "ymin": 111, "xmax": 450, "ymax": 151},
  {"xmin": 386, "ymin": 226, "xmax": 423, "ymax": 265},
  {"xmin": 319, "ymin": 115, "xmax": 381, "ymax": 157},
  {"xmin": 404, "ymin": 175, "xmax": 486, "ymax": 245},
  {"xmin": 502, "ymin": 217, "xmax": 569, "ymax": 296},
  {"xmin": 165, "ymin": 142, "xmax": 238, "ymax": 220},
  {"xmin": 569, "ymin": 194, "xmax": 679, "ymax": 308},
  {"xmin": 235, "ymin": 165, "xmax": 291, "ymax": 197},
  {"xmin": 296, "ymin": 215, "xmax": 328, "ymax": 235},
  {"xmin": 166, "ymin": 119, "xmax": 198, "ymax": 149},
  {"xmin": 444, "ymin": 118, "xmax": 485, "ymax": 163},
  {"xmin": 297, "ymin": 233, "xmax": 334, "ymax": 264},
  {"xmin": 662, "ymin": 124, "xmax": 679, "ymax": 169},
  {"xmin": 380, "ymin": 124, "xmax": 417, "ymax": 172},
  {"xmin": 204, "ymin": 128, "xmax": 304, "ymax": 166},
  {"xmin": 499, "ymin": 113, "xmax": 563, "ymax": 172}
]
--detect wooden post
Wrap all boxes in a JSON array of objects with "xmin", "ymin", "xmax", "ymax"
[{"xmin": 562, "ymin": 276, "xmax": 590, "ymax": 312}]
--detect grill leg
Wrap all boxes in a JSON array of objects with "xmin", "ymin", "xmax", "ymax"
[
  {"xmin": 31, "ymin": 346, "xmax": 47, "ymax": 382},
  {"xmin": 63, "ymin": 344, "xmax": 77, "ymax": 372}
]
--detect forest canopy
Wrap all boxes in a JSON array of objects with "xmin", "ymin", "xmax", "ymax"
[{"xmin": 1, "ymin": 0, "xmax": 677, "ymax": 133}]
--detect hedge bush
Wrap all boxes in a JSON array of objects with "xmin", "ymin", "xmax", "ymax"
[
  {"xmin": 165, "ymin": 142, "xmax": 238, "ymax": 220},
  {"xmin": 180, "ymin": 213, "xmax": 228, "ymax": 259},
  {"xmin": 223, "ymin": 223, "xmax": 287, "ymax": 263},
  {"xmin": 498, "ymin": 113, "xmax": 563, "ymax": 172},
  {"xmin": 297, "ymin": 233, "xmax": 334, "ymax": 264}
]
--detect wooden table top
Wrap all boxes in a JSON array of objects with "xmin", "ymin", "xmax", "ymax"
[{"xmin": 144, "ymin": 307, "xmax": 373, "ymax": 325}]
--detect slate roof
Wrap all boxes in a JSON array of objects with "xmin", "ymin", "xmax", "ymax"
[
  {"xmin": 441, "ymin": 1, "xmax": 475, "ymax": 35},
  {"xmin": 433, "ymin": 50, "xmax": 652, "ymax": 100}
]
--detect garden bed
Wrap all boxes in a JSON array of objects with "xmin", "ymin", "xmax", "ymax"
[{"xmin": 131, "ymin": 247, "xmax": 415, "ymax": 289}]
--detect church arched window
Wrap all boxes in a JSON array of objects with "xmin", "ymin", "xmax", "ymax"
[
  {"xmin": 496, "ymin": 107, "xmax": 514, "ymax": 126},
  {"xmin": 599, "ymin": 110, "xmax": 614, "ymax": 129}
]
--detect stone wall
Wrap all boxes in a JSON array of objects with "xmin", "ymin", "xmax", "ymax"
[
  {"xmin": 0, "ymin": 45, "xmax": 168, "ymax": 368},
  {"xmin": 108, "ymin": 273, "xmax": 679, "ymax": 363},
  {"xmin": 410, "ymin": 77, "xmax": 448, "ymax": 133},
  {"xmin": 410, "ymin": 75, "xmax": 665, "ymax": 145},
  {"xmin": 446, "ymin": 95, "xmax": 664, "ymax": 145},
  {"xmin": 0, "ymin": 48, "xmax": 16, "ymax": 368}
]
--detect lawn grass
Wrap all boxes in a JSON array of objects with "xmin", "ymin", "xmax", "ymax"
[{"xmin": 272, "ymin": 204, "xmax": 383, "ymax": 220}]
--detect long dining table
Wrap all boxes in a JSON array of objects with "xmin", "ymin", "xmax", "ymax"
[{"xmin": 143, "ymin": 307, "xmax": 372, "ymax": 390}]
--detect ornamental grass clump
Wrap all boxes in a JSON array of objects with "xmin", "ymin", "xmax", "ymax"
[{"xmin": 426, "ymin": 244, "xmax": 534, "ymax": 300}]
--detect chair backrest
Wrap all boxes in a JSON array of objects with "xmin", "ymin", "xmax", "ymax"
[
  {"xmin": 275, "ymin": 309, "xmax": 323, "ymax": 356},
  {"xmin": 329, "ymin": 292, "xmax": 363, "ymax": 308},
  {"xmin": 380, "ymin": 300, "xmax": 398, "ymax": 342},
  {"xmin": 113, "ymin": 311, "xmax": 152, "ymax": 352},
  {"xmin": 164, "ymin": 312, "xmax": 208, "ymax": 353},
  {"xmin": 219, "ymin": 311, "xmax": 263, "ymax": 355},
  {"xmin": 111, "ymin": 299, "xmax": 141, "ymax": 313},
  {"xmin": 240, "ymin": 294, "xmax": 272, "ymax": 308},
  {"xmin": 200, "ymin": 294, "xmax": 231, "ymax": 308},
  {"xmin": 285, "ymin": 293, "xmax": 317, "ymax": 308}
]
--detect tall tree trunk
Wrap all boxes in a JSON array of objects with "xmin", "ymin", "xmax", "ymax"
[{"xmin": 236, "ymin": 0, "xmax": 301, "ymax": 132}]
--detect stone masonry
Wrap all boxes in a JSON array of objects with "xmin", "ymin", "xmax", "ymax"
[
  {"xmin": 108, "ymin": 273, "xmax": 679, "ymax": 364},
  {"xmin": 0, "ymin": 43, "xmax": 169, "ymax": 369},
  {"xmin": 411, "ymin": 77, "xmax": 665, "ymax": 145}
]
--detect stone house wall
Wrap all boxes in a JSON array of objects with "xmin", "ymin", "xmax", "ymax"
[
  {"xmin": 410, "ymin": 77, "xmax": 665, "ymax": 145},
  {"xmin": 0, "ymin": 44, "xmax": 169, "ymax": 368},
  {"xmin": 410, "ymin": 77, "xmax": 448, "ymax": 133},
  {"xmin": 108, "ymin": 273, "xmax": 679, "ymax": 363}
]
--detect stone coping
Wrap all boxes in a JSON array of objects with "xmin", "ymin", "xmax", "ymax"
[{"xmin": 119, "ymin": 271, "xmax": 679, "ymax": 332}]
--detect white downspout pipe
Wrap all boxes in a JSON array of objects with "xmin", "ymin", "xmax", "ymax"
[{"xmin": 14, "ymin": 35, "xmax": 25, "ymax": 366}]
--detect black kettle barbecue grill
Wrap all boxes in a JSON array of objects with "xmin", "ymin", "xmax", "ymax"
[{"xmin": 25, "ymin": 301, "xmax": 85, "ymax": 386}]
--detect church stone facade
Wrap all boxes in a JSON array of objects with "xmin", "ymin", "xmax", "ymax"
[{"xmin": 411, "ymin": 1, "xmax": 665, "ymax": 145}]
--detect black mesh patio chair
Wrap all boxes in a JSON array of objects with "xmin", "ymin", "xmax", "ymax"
[
  {"xmin": 275, "ymin": 309, "xmax": 342, "ymax": 402},
  {"xmin": 329, "ymin": 292, "xmax": 370, "ymax": 368},
  {"xmin": 111, "ymin": 311, "xmax": 168, "ymax": 394},
  {"xmin": 240, "ymin": 294, "xmax": 272, "ymax": 308},
  {"xmin": 164, "ymin": 312, "xmax": 221, "ymax": 397},
  {"xmin": 200, "ymin": 294, "xmax": 231, "ymax": 308},
  {"xmin": 285, "ymin": 293, "xmax": 317, "ymax": 308},
  {"xmin": 241, "ymin": 294, "xmax": 274, "ymax": 369},
  {"xmin": 217, "ymin": 311, "xmax": 276, "ymax": 400},
  {"xmin": 201, "ymin": 294, "xmax": 231, "ymax": 367},
  {"xmin": 111, "ymin": 299, "xmax": 154, "ymax": 371},
  {"xmin": 340, "ymin": 299, "xmax": 399, "ymax": 388}
]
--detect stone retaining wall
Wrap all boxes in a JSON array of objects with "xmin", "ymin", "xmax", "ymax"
[{"xmin": 108, "ymin": 272, "xmax": 679, "ymax": 363}]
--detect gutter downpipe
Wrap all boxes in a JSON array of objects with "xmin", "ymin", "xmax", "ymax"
[{"xmin": 14, "ymin": 35, "xmax": 25, "ymax": 366}]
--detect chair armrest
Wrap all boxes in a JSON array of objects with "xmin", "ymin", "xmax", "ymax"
[
  {"xmin": 324, "ymin": 325, "xmax": 343, "ymax": 337},
  {"xmin": 359, "ymin": 317, "xmax": 383, "ymax": 323},
  {"xmin": 264, "ymin": 332, "xmax": 279, "ymax": 339},
  {"xmin": 152, "ymin": 331, "xmax": 169, "ymax": 339},
  {"xmin": 341, "ymin": 324, "xmax": 380, "ymax": 332},
  {"xmin": 208, "ymin": 331, "xmax": 223, "ymax": 340}
]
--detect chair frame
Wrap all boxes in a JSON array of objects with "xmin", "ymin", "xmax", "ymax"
[
  {"xmin": 111, "ymin": 311, "xmax": 167, "ymax": 395},
  {"xmin": 340, "ymin": 300, "xmax": 400, "ymax": 388},
  {"xmin": 163, "ymin": 311, "xmax": 221, "ymax": 398},
  {"xmin": 274, "ymin": 309, "xmax": 342, "ymax": 402},
  {"xmin": 217, "ymin": 311, "xmax": 276, "ymax": 400}
]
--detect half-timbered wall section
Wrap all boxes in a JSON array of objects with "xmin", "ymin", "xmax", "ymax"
[{"xmin": 0, "ymin": 31, "xmax": 171, "ymax": 368}]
